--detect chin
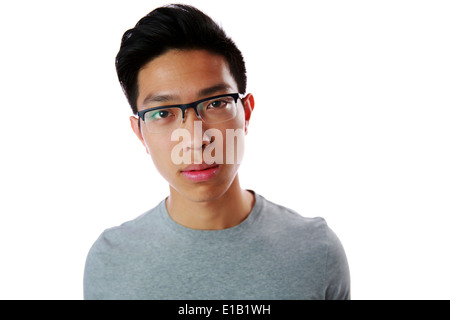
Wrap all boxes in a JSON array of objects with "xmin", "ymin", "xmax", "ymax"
[{"xmin": 170, "ymin": 181, "xmax": 228, "ymax": 203}]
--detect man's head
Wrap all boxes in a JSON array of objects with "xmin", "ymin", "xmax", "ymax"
[
  {"xmin": 116, "ymin": 4, "xmax": 255, "ymax": 203},
  {"xmin": 116, "ymin": 4, "xmax": 247, "ymax": 115}
]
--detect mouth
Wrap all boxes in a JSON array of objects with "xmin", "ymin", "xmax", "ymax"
[{"xmin": 180, "ymin": 164, "xmax": 220, "ymax": 182}]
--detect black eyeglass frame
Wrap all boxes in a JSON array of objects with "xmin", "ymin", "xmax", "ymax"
[{"xmin": 137, "ymin": 93, "xmax": 245, "ymax": 123}]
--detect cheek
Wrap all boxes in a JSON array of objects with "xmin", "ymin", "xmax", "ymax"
[
  {"xmin": 233, "ymin": 107, "xmax": 246, "ymax": 130},
  {"xmin": 226, "ymin": 127, "xmax": 246, "ymax": 165},
  {"xmin": 211, "ymin": 119, "xmax": 246, "ymax": 166},
  {"xmin": 145, "ymin": 138, "xmax": 177, "ymax": 176}
]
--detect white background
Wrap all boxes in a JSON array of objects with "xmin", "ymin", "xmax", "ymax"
[{"xmin": 1, "ymin": 0, "xmax": 449, "ymax": 299}]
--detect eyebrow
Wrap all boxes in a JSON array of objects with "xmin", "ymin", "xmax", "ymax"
[
  {"xmin": 142, "ymin": 83, "xmax": 234, "ymax": 106},
  {"xmin": 197, "ymin": 83, "xmax": 233, "ymax": 97},
  {"xmin": 142, "ymin": 93, "xmax": 177, "ymax": 106}
]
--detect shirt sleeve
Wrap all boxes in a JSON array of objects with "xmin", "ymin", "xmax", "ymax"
[
  {"xmin": 324, "ymin": 225, "xmax": 351, "ymax": 300},
  {"xmin": 83, "ymin": 232, "xmax": 110, "ymax": 300}
]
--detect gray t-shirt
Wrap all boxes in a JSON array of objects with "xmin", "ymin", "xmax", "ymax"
[{"xmin": 84, "ymin": 193, "xmax": 350, "ymax": 299}]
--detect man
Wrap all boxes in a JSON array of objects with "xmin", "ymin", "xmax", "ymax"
[{"xmin": 84, "ymin": 4, "xmax": 350, "ymax": 300}]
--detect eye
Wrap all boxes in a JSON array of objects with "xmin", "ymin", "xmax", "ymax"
[
  {"xmin": 207, "ymin": 98, "xmax": 232, "ymax": 110},
  {"xmin": 154, "ymin": 110, "xmax": 170, "ymax": 119},
  {"xmin": 146, "ymin": 109, "xmax": 175, "ymax": 121}
]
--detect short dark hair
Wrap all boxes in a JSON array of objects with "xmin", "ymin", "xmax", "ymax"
[{"xmin": 115, "ymin": 4, "xmax": 247, "ymax": 114}]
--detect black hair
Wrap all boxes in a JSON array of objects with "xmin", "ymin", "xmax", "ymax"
[{"xmin": 115, "ymin": 4, "xmax": 247, "ymax": 114}]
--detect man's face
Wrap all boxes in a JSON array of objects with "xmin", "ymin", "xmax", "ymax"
[{"xmin": 130, "ymin": 49, "xmax": 253, "ymax": 202}]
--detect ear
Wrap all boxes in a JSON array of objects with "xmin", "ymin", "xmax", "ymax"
[
  {"xmin": 243, "ymin": 93, "xmax": 255, "ymax": 135},
  {"xmin": 130, "ymin": 116, "xmax": 150, "ymax": 154}
]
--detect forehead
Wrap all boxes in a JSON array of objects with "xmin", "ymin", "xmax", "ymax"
[{"xmin": 136, "ymin": 49, "xmax": 238, "ymax": 108}]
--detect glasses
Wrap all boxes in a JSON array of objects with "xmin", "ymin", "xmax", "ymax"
[{"xmin": 137, "ymin": 93, "xmax": 245, "ymax": 133}]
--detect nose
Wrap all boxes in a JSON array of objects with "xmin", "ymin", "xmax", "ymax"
[{"xmin": 181, "ymin": 108, "xmax": 211, "ymax": 152}]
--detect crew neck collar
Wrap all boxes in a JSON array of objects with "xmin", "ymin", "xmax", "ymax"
[{"xmin": 159, "ymin": 191, "xmax": 262, "ymax": 238}]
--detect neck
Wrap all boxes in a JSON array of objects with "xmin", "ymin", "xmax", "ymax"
[{"xmin": 166, "ymin": 175, "xmax": 254, "ymax": 230}]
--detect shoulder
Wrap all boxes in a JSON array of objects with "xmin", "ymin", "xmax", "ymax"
[
  {"xmin": 257, "ymin": 194, "xmax": 346, "ymax": 251},
  {"xmin": 257, "ymin": 194, "xmax": 329, "ymax": 239},
  {"xmin": 256, "ymin": 194, "xmax": 350, "ymax": 299},
  {"xmin": 86, "ymin": 200, "xmax": 164, "ymax": 256},
  {"xmin": 84, "ymin": 202, "xmax": 163, "ymax": 299},
  {"xmin": 83, "ymin": 201, "xmax": 164, "ymax": 299}
]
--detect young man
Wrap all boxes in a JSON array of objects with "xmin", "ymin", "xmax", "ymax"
[{"xmin": 84, "ymin": 4, "xmax": 350, "ymax": 300}]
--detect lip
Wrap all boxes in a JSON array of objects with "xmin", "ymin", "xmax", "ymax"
[{"xmin": 180, "ymin": 163, "xmax": 220, "ymax": 182}]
